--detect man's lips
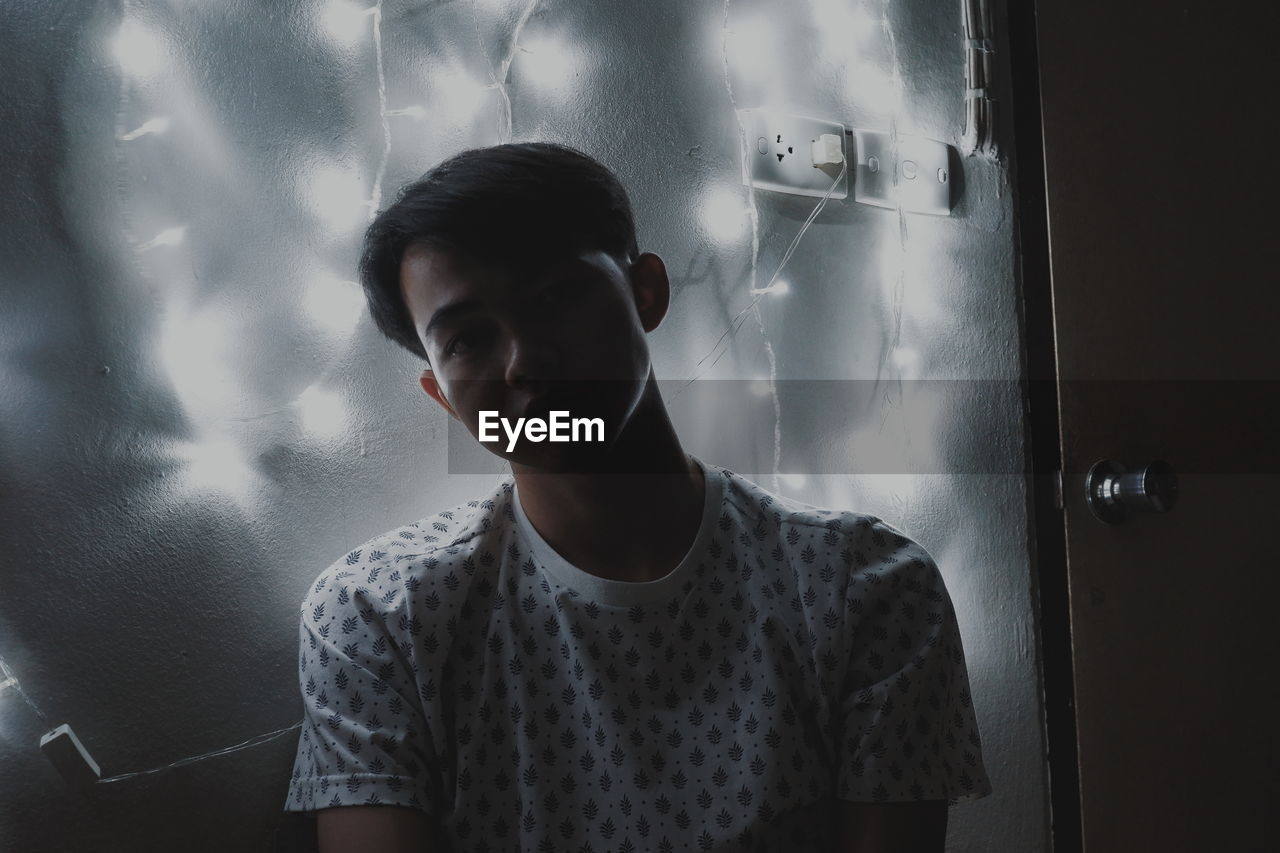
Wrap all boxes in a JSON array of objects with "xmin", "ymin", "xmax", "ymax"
[
  {"xmin": 520, "ymin": 397, "xmax": 574, "ymax": 421},
  {"xmin": 523, "ymin": 386, "xmax": 610, "ymax": 420}
]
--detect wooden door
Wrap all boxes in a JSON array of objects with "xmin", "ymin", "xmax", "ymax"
[{"xmin": 1032, "ymin": 1, "xmax": 1280, "ymax": 849}]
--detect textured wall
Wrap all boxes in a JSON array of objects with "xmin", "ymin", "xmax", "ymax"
[{"xmin": 0, "ymin": 0, "xmax": 1047, "ymax": 850}]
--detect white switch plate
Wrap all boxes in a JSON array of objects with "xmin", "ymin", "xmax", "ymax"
[
  {"xmin": 736, "ymin": 108, "xmax": 848, "ymax": 200},
  {"xmin": 852, "ymin": 129, "xmax": 953, "ymax": 215}
]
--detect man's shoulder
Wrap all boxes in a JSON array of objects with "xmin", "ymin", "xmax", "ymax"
[
  {"xmin": 299, "ymin": 477, "xmax": 516, "ymax": 610},
  {"xmin": 716, "ymin": 464, "xmax": 875, "ymax": 537},
  {"xmin": 713, "ymin": 465, "xmax": 931, "ymax": 576}
]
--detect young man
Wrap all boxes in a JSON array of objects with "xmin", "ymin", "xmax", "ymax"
[{"xmin": 283, "ymin": 143, "xmax": 992, "ymax": 851}]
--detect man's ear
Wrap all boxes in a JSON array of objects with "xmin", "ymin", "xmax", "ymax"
[
  {"xmin": 628, "ymin": 252, "xmax": 670, "ymax": 333},
  {"xmin": 418, "ymin": 369, "xmax": 459, "ymax": 420}
]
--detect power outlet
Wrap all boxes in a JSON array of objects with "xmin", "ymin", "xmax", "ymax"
[{"xmin": 736, "ymin": 108, "xmax": 848, "ymax": 200}]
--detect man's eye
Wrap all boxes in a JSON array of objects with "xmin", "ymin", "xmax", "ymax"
[
  {"xmin": 539, "ymin": 282, "xmax": 573, "ymax": 304},
  {"xmin": 445, "ymin": 332, "xmax": 478, "ymax": 357}
]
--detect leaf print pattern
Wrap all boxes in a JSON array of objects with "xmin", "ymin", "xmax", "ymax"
[{"xmin": 284, "ymin": 458, "xmax": 992, "ymax": 851}]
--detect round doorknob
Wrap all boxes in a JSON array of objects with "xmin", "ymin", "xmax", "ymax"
[{"xmin": 1084, "ymin": 459, "xmax": 1179, "ymax": 525}]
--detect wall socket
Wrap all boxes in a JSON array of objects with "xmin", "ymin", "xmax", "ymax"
[
  {"xmin": 736, "ymin": 108, "xmax": 849, "ymax": 200},
  {"xmin": 733, "ymin": 109, "xmax": 956, "ymax": 215}
]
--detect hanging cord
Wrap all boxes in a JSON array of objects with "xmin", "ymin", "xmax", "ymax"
[{"xmin": 95, "ymin": 720, "xmax": 304, "ymax": 784}]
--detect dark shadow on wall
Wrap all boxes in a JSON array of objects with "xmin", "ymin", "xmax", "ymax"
[{"xmin": 273, "ymin": 813, "xmax": 317, "ymax": 853}]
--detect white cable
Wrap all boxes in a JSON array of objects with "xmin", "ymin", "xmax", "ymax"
[
  {"xmin": 95, "ymin": 721, "xmax": 304, "ymax": 784},
  {"xmin": 672, "ymin": 156, "xmax": 848, "ymax": 401}
]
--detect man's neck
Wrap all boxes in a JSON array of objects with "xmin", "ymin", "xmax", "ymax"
[{"xmin": 510, "ymin": 383, "xmax": 706, "ymax": 583}]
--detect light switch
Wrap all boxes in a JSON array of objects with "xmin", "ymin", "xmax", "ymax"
[{"xmin": 852, "ymin": 130, "xmax": 954, "ymax": 215}]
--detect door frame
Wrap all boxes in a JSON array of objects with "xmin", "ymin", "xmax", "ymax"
[{"xmin": 1006, "ymin": 1, "xmax": 1082, "ymax": 849}]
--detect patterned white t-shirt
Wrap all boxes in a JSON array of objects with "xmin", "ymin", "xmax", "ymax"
[{"xmin": 283, "ymin": 456, "xmax": 992, "ymax": 851}]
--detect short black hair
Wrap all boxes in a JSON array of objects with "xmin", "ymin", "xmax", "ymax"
[{"xmin": 358, "ymin": 142, "xmax": 641, "ymax": 364}]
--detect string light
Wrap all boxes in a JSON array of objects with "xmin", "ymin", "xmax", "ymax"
[
  {"xmin": 111, "ymin": 19, "xmax": 166, "ymax": 78},
  {"xmin": 0, "ymin": 657, "xmax": 50, "ymax": 728},
  {"xmin": 119, "ymin": 116, "xmax": 170, "ymax": 141},
  {"xmin": 175, "ymin": 436, "xmax": 258, "ymax": 498},
  {"xmin": 778, "ymin": 473, "xmax": 808, "ymax": 490},
  {"xmin": 384, "ymin": 105, "xmax": 426, "ymax": 119},
  {"xmin": 322, "ymin": 0, "xmax": 375, "ymax": 46},
  {"xmin": 0, "ymin": 658, "xmax": 18, "ymax": 697},
  {"xmin": 700, "ymin": 186, "xmax": 752, "ymax": 246},
  {"xmin": 892, "ymin": 346, "xmax": 922, "ymax": 382},
  {"xmin": 17, "ymin": 0, "xmax": 932, "ymax": 792},
  {"xmin": 432, "ymin": 69, "xmax": 499, "ymax": 125},
  {"xmin": 295, "ymin": 385, "xmax": 350, "ymax": 439},
  {"xmin": 305, "ymin": 276, "xmax": 367, "ymax": 337},
  {"xmin": 157, "ymin": 297, "xmax": 241, "ymax": 423},
  {"xmin": 720, "ymin": 16, "xmax": 778, "ymax": 87},
  {"xmin": 810, "ymin": 0, "xmax": 878, "ymax": 62},
  {"xmin": 137, "ymin": 226, "xmax": 186, "ymax": 251},
  {"xmin": 847, "ymin": 59, "xmax": 903, "ymax": 116},
  {"xmin": 749, "ymin": 279, "xmax": 790, "ymax": 296},
  {"xmin": 513, "ymin": 34, "xmax": 580, "ymax": 91},
  {"xmin": 307, "ymin": 163, "xmax": 373, "ymax": 234}
]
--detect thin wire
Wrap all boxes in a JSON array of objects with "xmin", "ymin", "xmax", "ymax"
[
  {"xmin": 670, "ymin": 156, "xmax": 848, "ymax": 403},
  {"xmin": 0, "ymin": 658, "xmax": 51, "ymax": 728},
  {"xmin": 491, "ymin": 0, "xmax": 542, "ymax": 143},
  {"xmin": 96, "ymin": 720, "xmax": 305, "ymax": 784},
  {"xmin": 370, "ymin": 1, "xmax": 390, "ymax": 217}
]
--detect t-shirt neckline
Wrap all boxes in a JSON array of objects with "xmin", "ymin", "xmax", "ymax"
[{"xmin": 511, "ymin": 455, "xmax": 725, "ymax": 607}]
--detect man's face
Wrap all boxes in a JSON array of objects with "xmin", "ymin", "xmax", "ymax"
[{"xmin": 399, "ymin": 242, "xmax": 665, "ymax": 469}]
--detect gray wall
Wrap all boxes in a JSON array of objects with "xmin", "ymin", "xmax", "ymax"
[{"xmin": 0, "ymin": 0, "xmax": 1047, "ymax": 850}]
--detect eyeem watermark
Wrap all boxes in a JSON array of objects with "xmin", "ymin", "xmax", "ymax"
[{"xmin": 478, "ymin": 410, "xmax": 604, "ymax": 452}]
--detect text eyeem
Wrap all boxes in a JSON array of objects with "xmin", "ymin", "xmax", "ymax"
[{"xmin": 478, "ymin": 411, "xmax": 604, "ymax": 452}]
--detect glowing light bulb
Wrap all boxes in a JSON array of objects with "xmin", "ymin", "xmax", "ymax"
[
  {"xmin": 748, "ymin": 378, "xmax": 773, "ymax": 397},
  {"xmin": 111, "ymin": 19, "xmax": 166, "ymax": 78},
  {"xmin": 514, "ymin": 34, "xmax": 579, "ymax": 90},
  {"xmin": 701, "ymin": 187, "xmax": 751, "ymax": 246},
  {"xmin": 139, "ymin": 226, "xmax": 186, "ymax": 251},
  {"xmin": 778, "ymin": 473, "xmax": 808, "ymax": 490},
  {"xmin": 810, "ymin": 0, "xmax": 878, "ymax": 62},
  {"xmin": 750, "ymin": 279, "xmax": 790, "ymax": 296},
  {"xmin": 434, "ymin": 69, "xmax": 494, "ymax": 123},
  {"xmin": 177, "ymin": 436, "xmax": 256, "ymax": 496},
  {"xmin": 305, "ymin": 276, "xmax": 366, "ymax": 336},
  {"xmin": 850, "ymin": 7, "xmax": 879, "ymax": 41},
  {"xmin": 308, "ymin": 164, "xmax": 371, "ymax": 233},
  {"xmin": 385, "ymin": 105, "xmax": 426, "ymax": 119},
  {"xmin": 296, "ymin": 385, "xmax": 349, "ymax": 438},
  {"xmin": 427, "ymin": 68, "xmax": 491, "ymax": 123},
  {"xmin": 120, "ymin": 116, "xmax": 171, "ymax": 141},
  {"xmin": 158, "ymin": 299, "xmax": 241, "ymax": 422},
  {"xmin": 722, "ymin": 17, "xmax": 778, "ymax": 83},
  {"xmin": 323, "ymin": 0, "xmax": 374, "ymax": 46},
  {"xmin": 847, "ymin": 60, "xmax": 902, "ymax": 115},
  {"xmin": 891, "ymin": 346, "xmax": 921, "ymax": 381}
]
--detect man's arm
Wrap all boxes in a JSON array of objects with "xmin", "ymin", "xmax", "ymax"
[
  {"xmin": 833, "ymin": 799, "xmax": 948, "ymax": 852},
  {"xmin": 316, "ymin": 805, "xmax": 437, "ymax": 853}
]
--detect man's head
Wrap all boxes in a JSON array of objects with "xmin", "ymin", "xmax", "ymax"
[{"xmin": 358, "ymin": 142, "xmax": 672, "ymax": 469}]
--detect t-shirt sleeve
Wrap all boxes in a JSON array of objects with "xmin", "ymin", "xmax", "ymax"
[
  {"xmin": 282, "ymin": 558, "xmax": 442, "ymax": 816},
  {"xmin": 833, "ymin": 516, "xmax": 993, "ymax": 805}
]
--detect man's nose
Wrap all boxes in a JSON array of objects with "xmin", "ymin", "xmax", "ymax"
[{"xmin": 501, "ymin": 328, "xmax": 561, "ymax": 392}]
